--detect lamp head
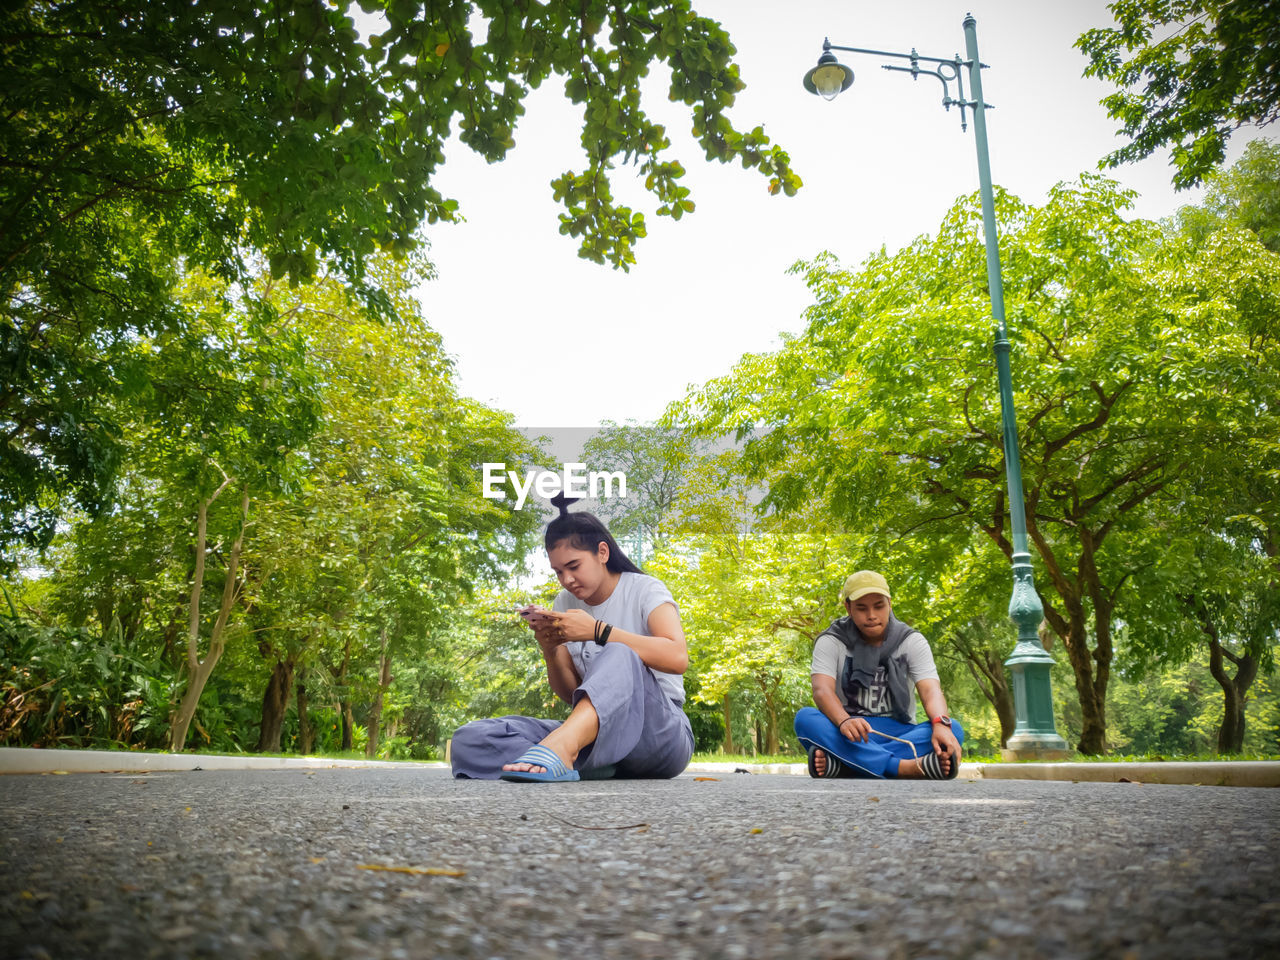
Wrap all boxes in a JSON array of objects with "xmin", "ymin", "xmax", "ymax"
[{"xmin": 803, "ymin": 46, "xmax": 854, "ymax": 101}]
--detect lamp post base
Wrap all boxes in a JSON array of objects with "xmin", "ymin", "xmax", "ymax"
[
  {"xmin": 1001, "ymin": 735, "xmax": 1072, "ymax": 762},
  {"xmin": 1003, "ymin": 641, "xmax": 1069, "ymax": 760}
]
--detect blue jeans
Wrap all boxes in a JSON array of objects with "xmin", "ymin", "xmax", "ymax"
[{"xmin": 793, "ymin": 706, "xmax": 965, "ymax": 778}]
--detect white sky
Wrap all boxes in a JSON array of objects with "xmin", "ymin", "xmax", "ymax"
[{"xmin": 415, "ymin": 0, "xmax": 1258, "ymax": 428}]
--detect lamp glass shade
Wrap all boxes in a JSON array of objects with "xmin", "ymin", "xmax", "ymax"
[
  {"xmin": 803, "ymin": 60, "xmax": 854, "ymax": 100},
  {"xmin": 819, "ymin": 64, "xmax": 849, "ymax": 99}
]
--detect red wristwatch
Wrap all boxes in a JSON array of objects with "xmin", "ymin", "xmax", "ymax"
[{"xmin": 931, "ymin": 715, "xmax": 952, "ymax": 727}]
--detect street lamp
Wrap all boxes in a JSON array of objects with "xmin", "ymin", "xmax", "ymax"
[{"xmin": 804, "ymin": 15, "xmax": 1070, "ymax": 759}]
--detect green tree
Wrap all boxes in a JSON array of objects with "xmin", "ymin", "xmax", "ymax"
[
  {"xmin": 230, "ymin": 257, "xmax": 541, "ymax": 754},
  {"xmin": 16, "ymin": 267, "xmax": 320, "ymax": 752},
  {"xmin": 911, "ymin": 544, "xmax": 1021, "ymax": 748},
  {"xmin": 1122, "ymin": 481, "xmax": 1278, "ymax": 753},
  {"xmin": 133, "ymin": 278, "xmax": 320, "ymax": 752},
  {"xmin": 646, "ymin": 449, "xmax": 850, "ymax": 755},
  {"xmin": 1, "ymin": 0, "xmax": 799, "ymax": 549},
  {"xmin": 653, "ymin": 535, "xmax": 824, "ymax": 755},
  {"xmin": 1078, "ymin": 0, "xmax": 1280, "ymax": 188},
  {"xmin": 681, "ymin": 175, "xmax": 1280, "ymax": 754},
  {"xmin": 1142, "ymin": 143, "xmax": 1280, "ymax": 752},
  {"xmin": 581, "ymin": 421, "xmax": 694, "ymax": 560},
  {"xmin": 18, "ymin": 255, "xmax": 539, "ymax": 755},
  {"xmin": 1170, "ymin": 139, "xmax": 1280, "ymax": 252}
]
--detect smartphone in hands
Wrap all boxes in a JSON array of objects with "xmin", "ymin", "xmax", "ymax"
[{"xmin": 517, "ymin": 604, "xmax": 554, "ymax": 624}]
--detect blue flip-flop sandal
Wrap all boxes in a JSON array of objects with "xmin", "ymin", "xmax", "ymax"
[{"xmin": 499, "ymin": 744, "xmax": 581, "ymax": 782}]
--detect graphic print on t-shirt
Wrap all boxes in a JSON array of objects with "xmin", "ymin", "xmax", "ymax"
[{"xmin": 851, "ymin": 667, "xmax": 891, "ymax": 716}]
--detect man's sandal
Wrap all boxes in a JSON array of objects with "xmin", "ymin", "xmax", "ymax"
[
  {"xmin": 806, "ymin": 746, "xmax": 844, "ymax": 779},
  {"xmin": 917, "ymin": 749, "xmax": 960, "ymax": 780}
]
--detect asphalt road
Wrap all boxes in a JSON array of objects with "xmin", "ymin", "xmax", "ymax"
[{"xmin": 1, "ymin": 768, "xmax": 1277, "ymax": 960}]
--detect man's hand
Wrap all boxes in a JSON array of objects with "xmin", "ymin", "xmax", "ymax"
[
  {"xmin": 932, "ymin": 723, "xmax": 961, "ymax": 761},
  {"xmin": 839, "ymin": 716, "xmax": 872, "ymax": 743}
]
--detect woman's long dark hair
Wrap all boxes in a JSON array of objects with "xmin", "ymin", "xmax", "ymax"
[{"xmin": 544, "ymin": 499, "xmax": 642, "ymax": 574}]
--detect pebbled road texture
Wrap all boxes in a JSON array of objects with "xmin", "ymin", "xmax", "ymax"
[{"xmin": 1, "ymin": 768, "xmax": 1277, "ymax": 960}]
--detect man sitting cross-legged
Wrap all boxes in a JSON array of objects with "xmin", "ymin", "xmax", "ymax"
[{"xmin": 793, "ymin": 570, "xmax": 964, "ymax": 780}]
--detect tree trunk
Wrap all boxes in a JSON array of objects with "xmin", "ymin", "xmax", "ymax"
[
  {"xmin": 365, "ymin": 628, "xmax": 392, "ymax": 759},
  {"xmin": 296, "ymin": 680, "xmax": 313, "ymax": 754},
  {"xmin": 1028, "ymin": 519, "xmax": 1111, "ymax": 755},
  {"xmin": 341, "ymin": 701, "xmax": 355, "ymax": 752},
  {"xmin": 721, "ymin": 695, "xmax": 737, "ymax": 754},
  {"xmin": 1205, "ymin": 619, "xmax": 1259, "ymax": 754},
  {"xmin": 254, "ymin": 656, "xmax": 294, "ymax": 753},
  {"xmin": 1040, "ymin": 587, "xmax": 1106, "ymax": 754},
  {"xmin": 334, "ymin": 640, "xmax": 355, "ymax": 752},
  {"xmin": 761, "ymin": 682, "xmax": 779, "ymax": 755},
  {"xmin": 1079, "ymin": 529, "xmax": 1115, "ymax": 754},
  {"xmin": 1060, "ymin": 614, "xmax": 1107, "ymax": 754},
  {"xmin": 169, "ymin": 481, "xmax": 248, "ymax": 752}
]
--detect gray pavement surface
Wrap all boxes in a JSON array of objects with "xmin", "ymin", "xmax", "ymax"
[{"xmin": 1, "ymin": 768, "xmax": 1277, "ymax": 960}]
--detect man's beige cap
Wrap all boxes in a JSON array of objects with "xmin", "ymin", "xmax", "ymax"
[{"xmin": 839, "ymin": 570, "xmax": 891, "ymax": 604}]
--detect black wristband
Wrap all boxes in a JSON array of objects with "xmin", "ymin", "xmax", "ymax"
[{"xmin": 595, "ymin": 623, "xmax": 612, "ymax": 646}]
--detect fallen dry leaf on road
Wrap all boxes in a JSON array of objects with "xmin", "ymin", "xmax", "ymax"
[{"xmin": 693, "ymin": 777, "xmax": 719, "ymax": 782}]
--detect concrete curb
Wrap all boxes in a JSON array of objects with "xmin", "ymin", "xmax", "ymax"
[
  {"xmin": 4, "ymin": 748, "xmax": 1277, "ymax": 786},
  {"xmin": 968, "ymin": 760, "xmax": 1280, "ymax": 788},
  {"xmin": 0, "ymin": 747, "xmax": 447, "ymax": 775}
]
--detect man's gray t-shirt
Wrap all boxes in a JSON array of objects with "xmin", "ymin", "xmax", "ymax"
[
  {"xmin": 554, "ymin": 572, "xmax": 686, "ymax": 705},
  {"xmin": 810, "ymin": 630, "xmax": 939, "ymax": 718}
]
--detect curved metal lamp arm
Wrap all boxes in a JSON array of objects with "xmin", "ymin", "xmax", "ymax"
[
  {"xmin": 822, "ymin": 39, "xmax": 991, "ymax": 133},
  {"xmin": 882, "ymin": 56, "xmax": 976, "ymax": 131}
]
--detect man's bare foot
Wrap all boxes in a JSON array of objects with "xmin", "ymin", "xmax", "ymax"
[
  {"xmin": 813, "ymin": 747, "xmax": 829, "ymax": 776},
  {"xmin": 897, "ymin": 757, "xmax": 921, "ymax": 778},
  {"xmin": 502, "ymin": 730, "xmax": 576, "ymax": 775}
]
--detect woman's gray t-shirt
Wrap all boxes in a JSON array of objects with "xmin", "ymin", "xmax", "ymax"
[{"xmin": 554, "ymin": 572, "xmax": 686, "ymax": 705}]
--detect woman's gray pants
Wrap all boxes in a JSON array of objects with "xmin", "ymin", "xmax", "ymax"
[{"xmin": 450, "ymin": 643, "xmax": 693, "ymax": 779}]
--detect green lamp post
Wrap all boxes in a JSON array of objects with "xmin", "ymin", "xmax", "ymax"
[{"xmin": 804, "ymin": 15, "xmax": 1070, "ymax": 759}]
